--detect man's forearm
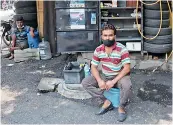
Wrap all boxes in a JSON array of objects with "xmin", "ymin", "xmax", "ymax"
[
  {"xmin": 11, "ymin": 35, "xmax": 16, "ymax": 47},
  {"xmin": 91, "ymin": 65, "xmax": 102, "ymax": 82},
  {"xmin": 30, "ymin": 27, "xmax": 35, "ymax": 37},
  {"xmin": 112, "ymin": 64, "xmax": 130, "ymax": 84}
]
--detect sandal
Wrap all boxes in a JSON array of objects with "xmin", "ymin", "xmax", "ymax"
[{"xmin": 117, "ymin": 112, "xmax": 127, "ymax": 122}]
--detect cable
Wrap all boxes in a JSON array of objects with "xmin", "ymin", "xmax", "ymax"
[
  {"xmin": 136, "ymin": 0, "xmax": 172, "ymax": 40},
  {"xmin": 136, "ymin": 0, "xmax": 162, "ymax": 40},
  {"xmin": 137, "ymin": 0, "xmax": 172, "ymax": 71},
  {"xmin": 152, "ymin": 50, "xmax": 173, "ymax": 72},
  {"xmin": 140, "ymin": 0, "xmax": 160, "ymax": 5},
  {"xmin": 167, "ymin": 0, "xmax": 172, "ymax": 19}
]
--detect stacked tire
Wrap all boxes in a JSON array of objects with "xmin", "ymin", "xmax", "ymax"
[
  {"xmin": 143, "ymin": 1, "xmax": 172, "ymax": 53},
  {"xmin": 13, "ymin": 1, "xmax": 37, "ymax": 28}
]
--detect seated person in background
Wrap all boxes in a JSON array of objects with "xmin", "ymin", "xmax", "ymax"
[{"xmin": 9, "ymin": 16, "xmax": 35, "ymax": 60}]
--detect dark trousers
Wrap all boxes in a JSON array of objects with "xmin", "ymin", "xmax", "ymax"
[
  {"xmin": 81, "ymin": 74, "xmax": 132, "ymax": 108},
  {"xmin": 9, "ymin": 41, "xmax": 28, "ymax": 54}
]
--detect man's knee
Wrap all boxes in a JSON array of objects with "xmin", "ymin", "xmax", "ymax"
[
  {"xmin": 19, "ymin": 42, "xmax": 28, "ymax": 49},
  {"xmin": 9, "ymin": 47, "xmax": 15, "ymax": 53},
  {"xmin": 81, "ymin": 77, "xmax": 88, "ymax": 88},
  {"xmin": 81, "ymin": 76, "xmax": 96, "ymax": 88},
  {"xmin": 81, "ymin": 76, "xmax": 91, "ymax": 88},
  {"xmin": 119, "ymin": 76, "xmax": 132, "ymax": 90}
]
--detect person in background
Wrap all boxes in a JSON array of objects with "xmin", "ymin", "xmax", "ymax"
[
  {"xmin": 82, "ymin": 24, "xmax": 132, "ymax": 122},
  {"xmin": 8, "ymin": 16, "xmax": 35, "ymax": 60}
]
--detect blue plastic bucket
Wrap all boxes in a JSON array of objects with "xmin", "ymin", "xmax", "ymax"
[{"xmin": 103, "ymin": 88, "xmax": 120, "ymax": 107}]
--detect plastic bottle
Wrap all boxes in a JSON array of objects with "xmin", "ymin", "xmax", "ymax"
[
  {"xmin": 133, "ymin": 22, "xmax": 136, "ymax": 28},
  {"xmin": 91, "ymin": 13, "xmax": 96, "ymax": 24},
  {"xmin": 112, "ymin": 0, "xmax": 117, "ymax": 7},
  {"xmin": 39, "ymin": 38, "xmax": 52, "ymax": 60},
  {"xmin": 84, "ymin": 63, "xmax": 91, "ymax": 77}
]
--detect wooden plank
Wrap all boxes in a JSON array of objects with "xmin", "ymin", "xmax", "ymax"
[
  {"xmin": 14, "ymin": 52, "xmax": 40, "ymax": 58},
  {"xmin": 14, "ymin": 56, "xmax": 40, "ymax": 62},
  {"xmin": 36, "ymin": 0, "xmax": 44, "ymax": 38},
  {"xmin": 14, "ymin": 58, "xmax": 28, "ymax": 62},
  {"xmin": 101, "ymin": 7, "xmax": 141, "ymax": 9},
  {"xmin": 14, "ymin": 48, "xmax": 39, "ymax": 54},
  {"xmin": 116, "ymin": 28, "xmax": 138, "ymax": 31},
  {"xmin": 1, "ymin": 48, "xmax": 10, "ymax": 51},
  {"xmin": 14, "ymin": 48, "xmax": 40, "ymax": 61},
  {"xmin": 116, "ymin": 37, "xmax": 141, "ymax": 41},
  {"xmin": 101, "ymin": 17, "xmax": 141, "ymax": 19}
]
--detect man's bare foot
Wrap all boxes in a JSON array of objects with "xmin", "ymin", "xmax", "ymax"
[
  {"xmin": 8, "ymin": 55, "xmax": 14, "ymax": 60},
  {"xmin": 102, "ymin": 99, "xmax": 111, "ymax": 108}
]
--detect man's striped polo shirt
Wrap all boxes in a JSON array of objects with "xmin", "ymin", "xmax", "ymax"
[{"xmin": 91, "ymin": 42, "xmax": 130, "ymax": 77}]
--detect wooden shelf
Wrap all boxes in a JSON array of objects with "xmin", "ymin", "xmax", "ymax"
[
  {"xmin": 116, "ymin": 28, "xmax": 139, "ymax": 31},
  {"xmin": 99, "ymin": 28, "xmax": 140, "ymax": 31},
  {"xmin": 55, "ymin": 7, "xmax": 97, "ymax": 9},
  {"xmin": 101, "ymin": 17, "xmax": 141, "ymax": 19},
  {"xmin": 116, "ymin": 37, "xmax": 141, "ymax": 41},
  {"xmin": 101, "ymin": 7, "xmax": 141, "ymax": 9},
  {"xmin": 99, "ymin": 0, "xmax": 143, "ymax": 53}
]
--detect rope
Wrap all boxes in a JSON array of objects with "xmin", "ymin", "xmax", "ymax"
[
  {"xmin": 137, "ymin": 0, "xmax": 172, "ymax": 71},
  {"xmin": 136, "ymin": 0, "xmax": 172, "ymax": 40},
  {"xmin": 140, "ymin": 0, "xmax": 160, "ymax": 5},
  {"xmin": 136, "ymin": 0, "xmax": 162, "ymax": 40}
]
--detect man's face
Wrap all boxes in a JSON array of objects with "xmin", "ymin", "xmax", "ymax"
[
  {"xmin": 16, "ymin": 21, "xmax": 24, "ymax": 28},
  {"xmin": 101, "ymin": 29, "xmax": 115, "ymax": 41}
]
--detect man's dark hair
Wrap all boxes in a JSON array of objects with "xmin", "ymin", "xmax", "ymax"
[
  {"xmin": 101, "ymin": 24, "xmax": 116, "ymax": 35},
  {"xmin": 16, "ymin": 16, "xmax": 24, "ymax": 21}
]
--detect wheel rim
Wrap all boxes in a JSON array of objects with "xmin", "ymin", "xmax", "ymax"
[{"xmin": 3, "ymin": 32, "xmax": 11, "ymax": 46}]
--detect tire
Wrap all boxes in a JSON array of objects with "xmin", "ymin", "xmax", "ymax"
[
  {"xmin": 144, "ymin": 27, "xmax": 172, "ymax": 36},
  {"xmin": 144, "ymin": 9, "xmax": 170, "ymax": 19},
  {"xmin": 144, "ymin": 2, "xmax": 169, "ymax": 10},
  {"xmin": 144, "ymin": 42, "xmax": 172, "ymax": 53},
  {"xmin": 15, "ymin": 7, "xmax": 37, "ymax": 14},
  {"xmin": 14, "ymin": 1, "xmax": 36, "ymax": 9},
  {"xmin": 1, "ymin": 31, "xmax": 11, "ymax": 46},
  {"xmin": 1, "ymin": 24, "xmax": 12, "ymax": 46},
  {"xmin": 144, "ymin": 35, "xmax": 172, "ymax": 44},
  {"xmin": 144, "ymin": 19, "xmax": 170, "ymax": 28},
  {"xmin": 13, "ymin": 13, "xmax": 37, "ymax": 21}
]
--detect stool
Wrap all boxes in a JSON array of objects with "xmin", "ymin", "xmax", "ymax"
[{"xmin": 103, "ymin": 88, "xmax": 120, "ymax": 107}]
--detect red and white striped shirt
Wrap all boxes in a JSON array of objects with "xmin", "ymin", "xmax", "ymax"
[{"xmin": 91, "ymin": 42, "xmax": 130, "ymax": 76}]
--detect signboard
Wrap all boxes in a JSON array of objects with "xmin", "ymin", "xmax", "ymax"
[
  {"xmin": 70, "ymin": 9, "xmax": 85, "ymax": 29},
  {"xmin": 70, "ymin": 0, "xmax": 85, "ymax": 7}
]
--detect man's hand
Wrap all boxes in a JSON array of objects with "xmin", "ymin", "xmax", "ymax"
[
  {"xmin": 30, "ymin": 31, "xmax": 35, "ymax": 37},
  {"xmin": 30, "ymin": 27, "xmax": 35, "ymax": 37},
  {"xmin": 105, "ymin": 80, "xmax": 116, "ymax": 90},
  {"xmin": 98, "ymin": 79, "xmax": 106, "ymax": 90}
]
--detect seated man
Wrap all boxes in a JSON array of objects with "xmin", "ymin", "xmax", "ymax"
[
  {"xmin": 82, "ymin": 24, "xmax": 132, "ymax": 122},
  {"xmin": 9, "ymin": 16, "xmax": 35, "ymax": 60}
]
